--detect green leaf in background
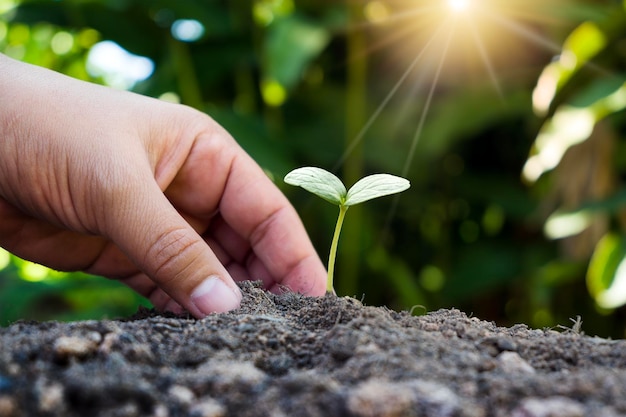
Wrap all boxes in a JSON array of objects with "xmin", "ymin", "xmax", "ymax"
[
  {"xmin": 207, "ymin": 108, "xmax": 293, "ymax": 175},
  {"xmin": 345, "ymin": 174, "xmax": 410, "ymax": 206},
  {"xmin": 564, "ymin": 21, "xmax": 606, "ymax": 70},
  {"xmin": 522, "ymin": 105, "xmax": 595, "ymax": 182},
  {"xmin": 587, "ymin": 233, "xmax": 626, "ymax": 309},
  {"xmin": 523, "ymin": 81, "xmax": 626, "ymax": 183},
  {"xmin": 284, "ymin": 167, "xmax": 346, "ymax": 205},
  {"xmin": 262, "ymin": 14, "xmax": 329, "ymax": 106},
  {"xmin": 532, "ymin": 21, "xmax": 606, "ymax": 115},
  {"xmin": 415, "ymin": 88, "xmax": 530, "ymax": 162},
  {"xmin": 569, "ymin": 76, "xmax": 626, "ymax": 109},
  {"xmin": 0, "ymin": 251, "xmax": 148, "ymax": 325},
  {"xmin": 543, "ymin": 188, "xmax": 626, "ymax": 240}
]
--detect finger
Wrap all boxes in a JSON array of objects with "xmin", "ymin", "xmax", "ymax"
[
  {"xmin": 204, "ymin": 217, "xmax": 275, "ymax": 288},
  {"xmin": 162, "ymin": 128, "xmax": 325, "ymax": 295},
  {"xmin": 105, "ymin": 175, "xmax": 242, "ymax": 318},
  {"xmin": 162, "ymin": 130, "xmax": 228, "ymax": 219},
  {"xmin": 204, "ymin": 215, "xmax": 251, "ymax": 264},
  {"xmin": 216, "ymin": 144, "xmax": 327, "ymax": 296}
]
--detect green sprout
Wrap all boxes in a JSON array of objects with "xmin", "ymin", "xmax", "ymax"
[{"xmin": 284, "ymin": 167, "xmax": 410, "ymax": 294}]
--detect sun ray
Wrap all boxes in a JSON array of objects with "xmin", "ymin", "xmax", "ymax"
[
  {"xmin": 333, "ymin": 0, "xmax": 592, "ymax": 233},
  {"xmin": 340, "ymin": 21, "xmax": 428, "ymax": 73},
  {"xmin": 381, "ymin": 16, "xmax": 457, "ymax": 243},
  {"xmin": 485, "ymin": 11, "xmax": 564, "ymax": 55},
  {"xmin": 344, "ymin": 4, "xmax": 442, "ymax": 34},
  {"xmin": 486, "ymin": 10, "xmax": 612, "ymax": 79},
  {"xmin": 467, "ymin": 19, "xmax": 503, "ymax": 99},
  {"xmin": 368, "ymin": 4, "xmax": 443, "ymax": 27},
  {"xmin": 337, "ymin": 3, "xmax": 451, "ymax": 72},
  {"xmin": 333, "ymin": 20, "xmax": 449, "ymax": 171},
  {"xmin": 402, "ymin": 20, "xmax": 456, "ymax": 178}
]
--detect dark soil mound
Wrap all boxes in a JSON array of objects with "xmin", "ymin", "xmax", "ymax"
[{"xmin": 1, "ymin": 281, "xmax": 625, "ymax": 417}]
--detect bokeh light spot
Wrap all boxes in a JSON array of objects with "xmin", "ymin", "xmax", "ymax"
[
  {"xmin": 50, "ymin": 31, "xmax": 74, "ymax": 55},
  {"xmin": 159, "ymin": 92, "xmax": 181, "ymax": 103},
  {"xmin": 364, "ymin": 1, "xmax": 390, "ymax": 23},
  {"xmin": 261, "ymin": 79, "xmax": 287, "ymax": 107},
  {"xmin": 419, "ymin": 265, "xmax": 445, "ymax": 292},
  {"xmin": 171, "ymin": 19, "xmax": 205, "ymax": 42},
  {"xmin": 77, "ymin": 28, "xmax": 100, "ymax": 49},
  {"xmin": 87, "ymin": 41, "xmax": 154, "ymax": 90},
  {"xmin": 20, "ymin": 262, "xmax": 49, "ymax": 282},
  {"xmin": 253, "ymin": 0, "xmax": 294, "ymax": 26}
]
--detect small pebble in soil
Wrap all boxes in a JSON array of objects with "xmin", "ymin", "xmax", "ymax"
[
  {"xmin": 347, "ymin": 378, "xmax": 460, "ymax": 417},
  {"xmin": 54, "ymin": 333, "xmax": 101, "ymax": 360},
  {"xmin": 0, "ymin": 395, "xmax": 16, "ymax": 417},
  {"xmin": 152, "ymin": 404, "xmax": 169, "ymax": 417},
  {"xmin": 36, "ymin": 381, "xmax": 65, "ymax": 413},
  {"xmin": 511, "ymin": 396, "xmax": 584, "ymax": 417},
  {"xmin": 168, "ymin": 385, "xmax": 195, "ymax": 405},
  {"xmin": 198, "ymin": 359, "xmax": 267, "ymax": 392},
  {"xmin": 189, "ymin": 398, "xmax": 226, "ymax": 417},
  {"xmin": 497, "ymin": 351, "xmax": 536, "ymax": 375}
]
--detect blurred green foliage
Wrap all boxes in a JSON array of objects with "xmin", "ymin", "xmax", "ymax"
[{"xmin": 2, "ymin": 0, "xmax": 626, "ymax": 338}]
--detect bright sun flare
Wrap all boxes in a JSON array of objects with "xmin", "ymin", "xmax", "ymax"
[{"xmin": 447, "ymin": 0, "xmax": 471, "ymax": 13}]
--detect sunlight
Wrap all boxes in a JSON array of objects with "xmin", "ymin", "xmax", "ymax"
[
  {"xmin": 333, "ymin": 23, "xmax": 446, "ymax": 171},
  {"xmin": 448, "ymin": 0, "xmax": 471, "ymax": 13},
  {"xmin": 335, "ymin": 0, "xmax": 580, "ymax": 194}
]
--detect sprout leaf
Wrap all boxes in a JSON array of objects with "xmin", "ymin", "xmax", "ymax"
[
  {"xmin": 345, "ymin": 174, "xmax": 411, "ymax": 206},
  {"xmin": 284, "ymin": 166, "xmax": 410, "ymax": 294},
  {"xmin": 284, "ymin": 167, "xmax": 347, "ymax": 205}
]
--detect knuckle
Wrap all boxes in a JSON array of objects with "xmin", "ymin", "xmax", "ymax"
[
  {"xmin": 145, "ymin": 227, "xmax": 202, "ymax": 286},
  {"xmin": 249, "ymin": 206, "xmax": 284, "ymax": 248}
]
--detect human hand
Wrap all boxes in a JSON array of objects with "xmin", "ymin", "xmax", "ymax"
[{"xmin": 0, "ymin": 55, "xmax": 326, "ymax": 317}]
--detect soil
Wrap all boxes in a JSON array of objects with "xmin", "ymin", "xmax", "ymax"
[{"xmin": 1, "ymin": 281, "xmax": 626, "ymax": 417}]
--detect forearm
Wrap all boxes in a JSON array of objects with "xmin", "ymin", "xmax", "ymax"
[
  {"xmin": 0, "ymin": 54, "xmax": 25, "ymax": 208},
  {"xmin": 0, "ymin": 54, "xmax": 40, "ymax": 146},
  {"xmin": 0, "ymin": 54, "xmax": 27, "ymax": 100}
]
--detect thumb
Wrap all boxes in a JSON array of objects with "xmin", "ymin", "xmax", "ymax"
[{"xmin": 105, "ymin": 179, "xmax": 242, "ymax": 318}]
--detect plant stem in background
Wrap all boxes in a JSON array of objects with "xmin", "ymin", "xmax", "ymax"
[
  {"xmin": 168, "ymin": 37, "xmax": 203, "ymax": 109},
  {"xmin": 327, "ymin": 205, "xmax": 348, "ymax": 294},
  {"xmin": 340, "ymin": 1, "xmax": 367, "ymax": 297}
]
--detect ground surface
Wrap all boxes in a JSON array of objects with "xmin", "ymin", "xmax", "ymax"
[{"xmin": 1, "ymin": 281, "xmax": 626, "ymax": 417}]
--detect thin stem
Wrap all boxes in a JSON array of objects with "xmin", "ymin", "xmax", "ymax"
[{"xmin": 327, "ymin": 205, "xmax": 348, "ymax": 294}]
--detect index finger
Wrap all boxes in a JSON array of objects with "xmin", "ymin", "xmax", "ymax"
[{"xmin": 217, "ymin": 140, "xmax": 327, "ymax": 296}]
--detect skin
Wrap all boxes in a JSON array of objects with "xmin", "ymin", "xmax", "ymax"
[{"xmin": 0, "ymin": 54, "xmax": 327, "ymax": 318}]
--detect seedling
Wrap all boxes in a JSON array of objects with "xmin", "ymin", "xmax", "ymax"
[{"xmin": 284, "ymin": 167, "xmax": 410, "ymax": 294}]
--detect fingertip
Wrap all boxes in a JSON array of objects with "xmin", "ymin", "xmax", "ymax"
[{"xmin": 189, "ymin": 275, "xmax": 242, "ymax": 317}]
